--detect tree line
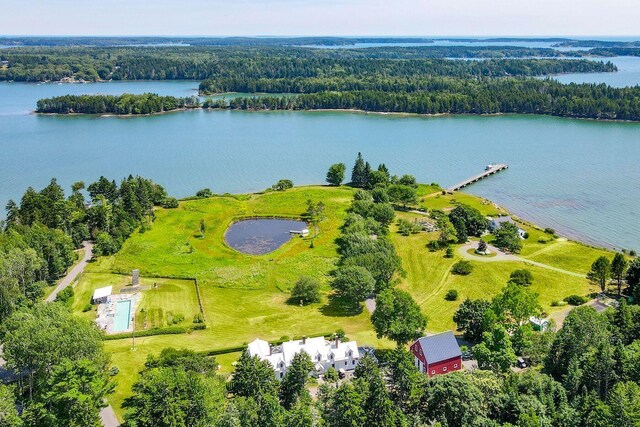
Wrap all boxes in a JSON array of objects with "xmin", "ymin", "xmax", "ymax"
[
  {"xmin": 225, "ymin": 78, "xmax": 640, "ymax": 121},
  {"xmin": 0, "ymin": 45, "xmax": 614, "ymax": 82},
  {"xmin": 36, "ymin": 93, "xmax": 200, "ymax": 115},
  {"xmin": 197, "ymin": 59, "xmax": 615, "ymax": 94}
]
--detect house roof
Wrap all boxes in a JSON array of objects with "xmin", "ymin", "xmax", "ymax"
[
  {"xmin": 248, "ymin": 337, "xmax": 360, "ymax": 370},
  {"xmin": 415, "ymin": 331, "xmax": 461, "ymax": 364},
  {"xmin": 489, "ymin": 215, "xmax": 514, "ymax": 226},
  {"xmin": 92, "ymin": 286, "xmax": 112, "ymax": 300}
]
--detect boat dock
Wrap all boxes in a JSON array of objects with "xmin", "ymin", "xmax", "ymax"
[{"xmin": 448, "ymin": 163, "xmax": 509, "ymax": 192}]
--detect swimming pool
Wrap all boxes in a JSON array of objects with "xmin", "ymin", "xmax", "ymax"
[{"xmin": 113, "ymin": 300, "xmax": 132, "ymax": 333}]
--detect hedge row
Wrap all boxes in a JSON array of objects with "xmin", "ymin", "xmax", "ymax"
[{"xmin": 103, "ymin": 323, "xmax": 206, "ymax": 341}]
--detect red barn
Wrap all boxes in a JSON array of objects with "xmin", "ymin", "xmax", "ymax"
[{"xmin": 410, "ymin": 331, "xmax": 462, "ymax": 377}]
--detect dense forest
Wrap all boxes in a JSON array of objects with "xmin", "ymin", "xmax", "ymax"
[
  {"xmin": 0, "ymin": 45, "xmax": 615, "ymax": 82},
  {"xmin": 36, "ymin": 93, "xmax": 200, "ymax": 114},
  {"xmin": 221, "ymin": 78, "xmax": 640, "ymax": 121},
  {"xmin": 40, "ymin": 77, "xmax": 640, "ymax": 120},
  {"xmin": 198, "ymin": 58, "xmax": 615, "ymax": 94}
]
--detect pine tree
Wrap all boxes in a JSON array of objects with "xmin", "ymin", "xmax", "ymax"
[{"xmin": 351, "ymin": 152, "xmax": 367, "ymax": 188}]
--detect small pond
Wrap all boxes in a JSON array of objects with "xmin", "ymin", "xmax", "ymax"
[{"xmin": 225, "ymin": 218, "xmax": 308, "ymax": 255}]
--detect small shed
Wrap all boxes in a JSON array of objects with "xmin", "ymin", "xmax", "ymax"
[
  {"xmin": 92, "ymin": 286, "xmax": 112, "ymax": 304},
  {"xmin": 529, "ymin": 316, "xmax": 550, "ymax": 331}
]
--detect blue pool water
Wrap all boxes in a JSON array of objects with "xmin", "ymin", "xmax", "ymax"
[{"xmin": 113, "ymin": 300, "xmax": 132, "ymax": 332}]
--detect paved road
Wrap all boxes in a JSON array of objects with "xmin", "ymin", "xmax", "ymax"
[
  {"xmin": 457, "ymin": 243, "xmax": 585, "ymax": 278},
  {"xmin": 46, "ymin": 241, "xmax": 93, "ymax": 302},
  {"xmin": 100, "ymin": 404, "xmax": 120, "ymax": 427},
  {"xmin": 41, "ymin": 241, "xmax": 120, "ymax": 426},
  {"xmin": 364, "ymin": 298, "xmax": 376, "ymax": 313}
]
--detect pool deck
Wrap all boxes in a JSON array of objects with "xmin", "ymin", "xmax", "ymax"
[{"xmin": 95, "ymin": 293, "xmax": 142, "ymax": 335}]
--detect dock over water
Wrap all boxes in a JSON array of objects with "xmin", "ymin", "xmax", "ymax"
[{"xmin": 448, "ymin": 163, "xmax": 509, "ymax": 192}]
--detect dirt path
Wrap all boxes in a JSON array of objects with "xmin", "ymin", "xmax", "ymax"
[
  {"xmin": 45, "ymin": 241, "xmax": 93, "ymax": 302},
  {"xmin": 457, "ymin": 243, "xmax": 585, "ymax": 278}
]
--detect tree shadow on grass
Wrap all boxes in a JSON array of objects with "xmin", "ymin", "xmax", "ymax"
[{"xmin": 319, "ymin": 294, "xmax": 363, "ymax": 318}]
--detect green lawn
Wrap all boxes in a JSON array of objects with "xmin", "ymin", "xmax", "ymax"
[
  {"xmin": 391, "ymin": 210, "xmax": 599, "ymax": 332},
  {"xmin": 83, "ymin": 185, "xmax": 614, "ymax": 418}
]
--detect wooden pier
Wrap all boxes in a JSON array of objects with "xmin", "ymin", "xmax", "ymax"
[{"xmin": 448, "ymin": 163, "xmax": 509, "ymax": 192}]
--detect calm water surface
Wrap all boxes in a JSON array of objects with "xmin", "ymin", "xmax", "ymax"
[
  {"xmin": 225, "ymin": 219, "xmax": 307, "ymax": 255},
  {"xmin": 1, "ymin": 80, "xmax": 639, "ymax": 251}
]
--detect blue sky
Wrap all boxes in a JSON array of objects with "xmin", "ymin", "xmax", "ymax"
[{"xmin": 1, "ymin": 0, "xmax": 638, "ymax": 36}]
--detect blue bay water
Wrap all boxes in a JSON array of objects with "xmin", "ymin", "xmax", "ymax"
[{"xmin": 0, "ymin": 79, "xmax": 639, "ymax": 251}]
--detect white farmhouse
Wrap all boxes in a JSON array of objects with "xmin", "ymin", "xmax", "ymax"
[{"xmin": 248, "ymin": 336, "xmax": 360, "ymax": 379}]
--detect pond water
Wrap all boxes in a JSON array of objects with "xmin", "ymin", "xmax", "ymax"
[{"xmin": 225, "ymin": 219, "xmax": 308, "ymax": 255}]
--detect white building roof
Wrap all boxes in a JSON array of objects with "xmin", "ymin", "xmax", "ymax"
[
  {"xmin": 92, "ymin": 286, "xmax": 112, "ymax": 300},
  {"xmin": 248, "ymin": 336, "xmax": 360, "ymax": 370}
]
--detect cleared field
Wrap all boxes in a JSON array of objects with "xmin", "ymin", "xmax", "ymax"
[
  {"xmin": 83, "ymin": 185, "xmax": 613, "ymax": 418},
  {"xmin": 391, "ymin": 211, "xmax": 598, "ymax": 332},
  {"xmin": 72, "ymin": 273, "xmax": 201, "ymax": 329}
]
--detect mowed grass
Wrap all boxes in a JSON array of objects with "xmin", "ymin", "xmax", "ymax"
[
  {"xmin": 85, "ymin": 185, "xmax": 613, "ymax": 418},
  {"xmin": 72, "ymin": 273, "xmax": 201, "ymax": 329},
  {"xmin": 392, "ymin": 210, "xmax": 599, "ymax": 332}
]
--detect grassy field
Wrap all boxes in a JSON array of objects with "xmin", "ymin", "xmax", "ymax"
[
  {"xmin": 72, "ymin": 273, "xmax": 201, "ymax": 329},
  {"xmin": 81, "ymin": 184, "xmax": 614, "ymax": 418}
]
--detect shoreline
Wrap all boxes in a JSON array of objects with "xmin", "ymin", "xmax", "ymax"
[{"xmin": 33, "ymin": 106, "xmax": 640, "ymax": 123}]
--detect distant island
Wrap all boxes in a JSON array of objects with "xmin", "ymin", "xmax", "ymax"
[{"xmin": 37, "ymin": 78, "xmax": 640, "ymax": 121}]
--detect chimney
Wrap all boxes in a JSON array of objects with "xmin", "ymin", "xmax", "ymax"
[
  {"xmin": 335, "ymin": 337, "xmax": 340, "ymax": 348},
  {"xmin": 302, "ymin": 336, "xmax": 306, "ymax": 344}
]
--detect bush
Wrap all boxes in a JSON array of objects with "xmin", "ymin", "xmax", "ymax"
[
  {"xmin": 445, "ymin": 289, "xmax": 459, "ymax": 301},
  {"xmin": 192, "ymin": 313, "xmax": 204, "ymax": 324},
  {"xmin": 272, "ymin": 179, "xmax": 293, "ymax": 191},
  {"xmin": 551, "ymin": 300, "xmax": 568, "ymax": 307},
  {"xmin": 161, "ymin": 197, "xmax": 179, "ymax": 208},
  {"xmin": 196, "ymin": 188, "xmax": 213, "ymax": 198},
  {"xmin": 55, "ymin": 286, "xmax": 74, "ymax": 305},
  {"xmin": 169, "ymin": 312, "xmax": 185, "ymax": 324},
  {"xmin": 451, "ymin": 260, "xmax": 473, "ymax": 275},
  {"xmin": 397, "ymin": 218, "xmax": 420, "ymax": 236},
  {"xmin": 290, "ymin": 276, "xmax": 321, "ymax": 305},
  {"xmin": 544, "ymin": 228, "xmax": 556, "ymax": 235},
  {"xmin": 444, "ymin": 247, "xmax": 454, "ymax": 258},
  {"xmin": 631, "ymin": 250, "xmax": 637, "ymax": 257},
  {"xmin": 564, "ymin": 295, "xmax": 588, "ymax": 306},
  {"xmin": 82, "ymin": 303, "xmax": 93, "ymax": 312},
  {"xmin": 510, "ymin": 269, "xmax": 534, "ymax": 286}
]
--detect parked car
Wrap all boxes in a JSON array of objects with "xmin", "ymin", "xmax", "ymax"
[
  {"xmin": 517, "ymin": 357, "xmax": 527, "ymax": 368},
  {"xmin": 462, "ymin": 350, "xmax": 474, "ymax": 361}
]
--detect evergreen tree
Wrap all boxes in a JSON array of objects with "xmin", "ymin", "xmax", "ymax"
[{"xmin": 350, "ymin": 152, "xmax": 368, "ymax": 188}]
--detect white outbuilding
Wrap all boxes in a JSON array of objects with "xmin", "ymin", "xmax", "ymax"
[{"xmin": 92, "ymin": 286, "xmax": 113, "ymax": 304}]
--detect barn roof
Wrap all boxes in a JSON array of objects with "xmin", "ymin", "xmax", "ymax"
[{"xmin": 416, "ymin": 331, "xmax": 461, "ymax": 364}]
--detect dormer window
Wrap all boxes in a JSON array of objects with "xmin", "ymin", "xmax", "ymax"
[
  {"xmin": 317, "ymin": 355, "xmax": 321, "ymax": 361},
  {"xmin": 330, "ymin": 354, "xmax": 334, "ymax": 360},
  {"xmin": 280, "ymin": 362, "xmax": 284, "ymax": 368},
  {"xmin": 347, "ymin": 350, "xmax": 352, "ymax": 357}
]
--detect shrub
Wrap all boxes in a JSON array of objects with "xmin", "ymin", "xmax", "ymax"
[
  {"xmin": 161, "ymin": 197, "xmax": 179, "ymax": 208},
  {"xmin": 551, "ymin": 300, "xmax": 568, "ymax": 307},
  {"xmin": 55, "ymin": 286, "xmax": 74, "ymax": 305},
  {"xmin": 169, "ymin": 312, "xmax": 185, "ymax": 324},
  {"xmin": 444, "ymin": 247, "xmax": 454, "ymax": 258},
  {"xmin": 196, "ymin": 188, "xmax": 213, "ymax": 198},
  {"xmin": 290, "ymin": 276, "xmax": 321, "ymax": 305},
  {"xmin": 445, "ymin": 289, "xmax": 459, "ymax": 301},
  {"xmin": 82, "ymin": 303, "xmax": 93, "ymax": 312},
  {"xmin": 510, "ymin": 269, "xmax": 534, "ymax": 286},
  {"xmin": 451, "ymin": 260, "xmax": 473, "ymax": 275},
  {"xmin": 192, "ymin": 313, "xmax": 204, "ymax": 324},
  {"xmin": 272, "ymin": 179, "xmax": 294, "ymax": 191},
  {"xmin": 523, "ymin": 232, "xmax": 530, "ymax": 239},
  {"xmin": 397, "ymin": 218, "xmax": 420, "ymax": 236},
  {"xmin": 631, "ymin": 250, "xmax": 637, "ymax": 257},
  {"xmin": 544, "ymin": 228, "xmax": 556, "ymax": 235},
  {"xmin": 564, "ymin": 295, "xmax": 588, "ymax": 306}
]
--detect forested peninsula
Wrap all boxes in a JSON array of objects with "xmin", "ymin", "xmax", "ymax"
[{"xmin": 38, "ymin": 78, "xmax": 640, "ymax": 120}]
